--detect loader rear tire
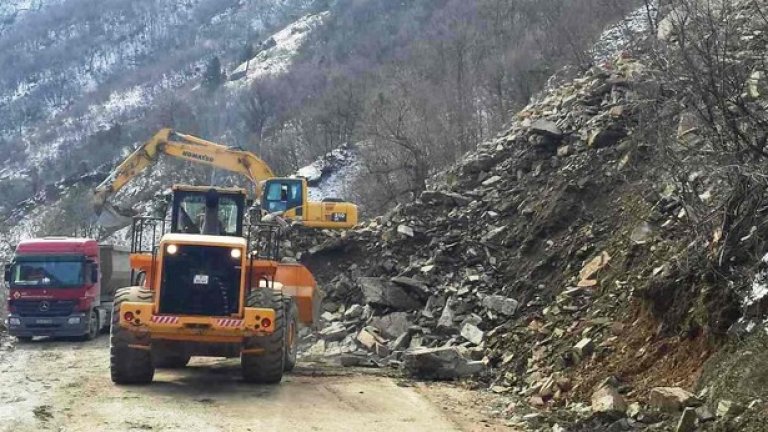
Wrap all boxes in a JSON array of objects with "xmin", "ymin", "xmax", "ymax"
[
  {"xmin": 110, "ymin": 287, "xmax": 155, "ymax": 385},
  {"xmin": 284, "ymin": 298, "xmax": 299, "ymax": 372},
  {"xmin": 241, "ymin": 289, "xmax": 285, "ymax": 384}
]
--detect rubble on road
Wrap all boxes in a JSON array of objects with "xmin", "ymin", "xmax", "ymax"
[{"xmin": 403, "ymin": 347, "xmax": 486, "ymax": 380}]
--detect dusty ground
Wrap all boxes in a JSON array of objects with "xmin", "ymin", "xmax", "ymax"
[{"xmin": 0, "ymin": 335, "xmax": 513, "ymax": 432}]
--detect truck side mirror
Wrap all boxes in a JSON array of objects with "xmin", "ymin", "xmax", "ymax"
[
  {"xmin": 90, "ymin": 263, "xmax": 99, "ymax": 284},
  {"xmin": 3, "ymin": 264, "xmax": 10, "ymax": 284}
]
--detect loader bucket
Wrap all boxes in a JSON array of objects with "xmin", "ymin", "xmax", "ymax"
[{"xmin": 96, "ymin": 204, "xmax": 133, "ymax": 229}]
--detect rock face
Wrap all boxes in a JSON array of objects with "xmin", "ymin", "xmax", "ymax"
[{"xmin": 402, "ymin": 347, "xmax": 485, "ymax": 380}]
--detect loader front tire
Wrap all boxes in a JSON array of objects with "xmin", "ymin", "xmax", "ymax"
[
  {"xmin": 284, "ymin": 298, "xmax": 299, "ymax": 372},
  {"xmin": 110, "ymin": 287, "xmax": 155, "ymax": 385},
  {"xmin": 241, "ymin": 289, "xmax": 285, "ymax": 384}
]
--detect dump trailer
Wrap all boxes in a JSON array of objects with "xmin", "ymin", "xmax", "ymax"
[
  {"xmin": 110, "ymin": 186, "xmax": 319, "ymax": 384},
  {"xmin": 4, "ymin": 238, "xmax": 130, "ymax": 340}
]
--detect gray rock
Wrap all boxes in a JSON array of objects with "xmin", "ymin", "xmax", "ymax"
[
  {"xmin": 357, "ymin": 277, "xmax": 423, "ymax": 311},
  {"xmin": 397, "ymin": 224, "xmax": 415, "ymax": 237},
  {"xmin": 391, "ymin": 276, "xmax": 430, "ymax": 299},
  {"xmin": 588, "ymin": 127, "xmax": 626, "ymax": 148},
  {"xmin": 649, "ymin": 387, "xmax": 701, "ymax": 412},
  {"xmin": 460, "ymin": 323, "xmax": 484, "ymax": 345},
  {"xmin": 402, "ymin": 346, "xmax": 485, "ymax": 380},
  {"xmin": 437, "ymin": 298, "xmax": 456, "ymax": 331},
  {"xmin": 716, "ymin": 400, "xmax": 745, "ymax": 418},
  {"xmin": 319, "ymin": 322, "xmax": 347, "ymax": 342},
  {"xmin": 675, "ymin": 408, "xmax": 697, "ymax": 432},
  {"xmin": 591, "ymin": 385, "xmax": 627, "ymax": 415},
  {"xmin": 370, "ymin": 312, "xmax": 411, "ymax": 339},
  {"xmin": 390, "ymin": 332, "xmax": 412, "ymax": 351},
  {"xmin": 339, "ymin": 355, "xmax": 379, "ymax": 368},
  {"xmin": 573, "ymin": 338, "xmax": 594, "ymax": 359},
  {"xmin": 420, "ymin": 190, "xmax": 472, "ymax": 206},
  {"xmin": 344, "ymin": 304, "xmax": 364, "ymax": 320},
  {"xmin": 482, "ymin": 295, "xmax": 518, "ymax": 316},
  {"xmin": 695, "ymin": 405, "xmax": 715, "ymax": 423},
  {"xmin": 530, "ymin": 119, "xmax": 563, "ymax": 137},
  {"xmin": 481, "ymin": 226, "xmax": 507, "ymax": 243}
]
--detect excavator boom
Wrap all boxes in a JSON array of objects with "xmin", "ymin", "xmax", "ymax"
[{"xmin": 93, "ymin": 128, "xmax": 275, "ymax": 213}]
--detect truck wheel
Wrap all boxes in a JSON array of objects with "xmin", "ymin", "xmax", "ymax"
[
  {"xmin": 241, "ymin": 289, "xmax": 285, "ymax": 384},
  {"xmin": 284, "ymin": 298, "xmax": 299, "ymax": 372},
  {"xmin": 153, "ymin": 353, "xmax": 191, "ymax": 369},
  {"xmin": 81, "ymin": 310, "xmax": 99, "ymax": 341},
  {"xmin": 110, "ymin": 286, "xmax": 155, "ymax": 384}
]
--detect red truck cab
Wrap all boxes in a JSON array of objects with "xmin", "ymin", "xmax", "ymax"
[{"xmin": 3, "ymin": 237, "xmax": 128, "ymax": 340}]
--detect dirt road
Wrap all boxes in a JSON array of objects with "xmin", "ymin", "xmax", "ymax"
[{"xmin": 0, "ymin": 336, "xmax": 511, "ymax": 432}]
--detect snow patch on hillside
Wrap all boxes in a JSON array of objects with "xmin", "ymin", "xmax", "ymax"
[
  {"xmin": 229, "ymin": 12, "xmax": 328, "ymax": 85},
  {"xmin": 297, "ymin": 144, "xmax": 360, "ymax": 201},
  {"xmin": 592, "ymin": 4, "xmax": 656, "ymax": 62}
]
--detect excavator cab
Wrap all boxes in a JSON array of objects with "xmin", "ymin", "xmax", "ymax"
[{"xmin": 261, "ymin": 178, "xmax": 358, "ymax": 229}]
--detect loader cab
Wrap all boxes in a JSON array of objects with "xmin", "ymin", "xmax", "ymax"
[
  {"xmin": 261, "ymin": 178, "xmax": 306, "ymax": 217},
  {"xmin": 170, "ymin": 186, "xmax": 246, "ymax": 237}
]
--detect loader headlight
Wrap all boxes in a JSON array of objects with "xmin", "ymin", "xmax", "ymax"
[
  {"xmin": 231, "ymin": 248, "xmax": 242, "ymax": 259},
  {"xmin": 166, "ymin": 244, "xmax": 178, "ymax": 255}
]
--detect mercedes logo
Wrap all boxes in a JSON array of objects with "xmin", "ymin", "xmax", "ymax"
[{"xmin": 39, "ymin": 301, "xmax": 50, "ymax": 312}]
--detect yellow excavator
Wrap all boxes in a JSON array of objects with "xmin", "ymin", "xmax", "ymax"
[{"xmin": 93, "ymin": 128, "xmax": 358, "ymax": 229}]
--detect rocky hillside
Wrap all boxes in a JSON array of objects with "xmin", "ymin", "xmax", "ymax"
[{"xmin": 289, "ymin": 3, "xmax": 768, "ymax": 430}]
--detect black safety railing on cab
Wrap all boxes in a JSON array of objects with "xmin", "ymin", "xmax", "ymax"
[
  {"xmin": 245, "ymin": 222, "xmax": 282, "ymax": 261},
  {"xmin": 129, "ymin": 217, "xmax": 170, "ymax": 286}
]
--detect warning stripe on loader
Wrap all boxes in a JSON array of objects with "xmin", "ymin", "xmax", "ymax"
[
  {"xmin": 216, "ymin": 319, "xmax": 243, "ymax": 328},
  {"xmin": 151, "ymin": 316, "xmax": 179, "ymax": 324}
]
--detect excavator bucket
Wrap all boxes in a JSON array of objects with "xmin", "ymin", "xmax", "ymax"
[{"xmin": 96, "ymin": 204, "xmax": 133, "ymax": 230}]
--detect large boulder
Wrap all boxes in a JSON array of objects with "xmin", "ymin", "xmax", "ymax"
[
  {"xmin": 357, "ymin": 277, "xmax": 423, "ymax": 311},
  {"xmin": 403, "ymin": 347, "xmax": 485, "ymax": 380},
  {"xmin": 649, "ymin": 387, "xmax": 701, "ymax": 412}
]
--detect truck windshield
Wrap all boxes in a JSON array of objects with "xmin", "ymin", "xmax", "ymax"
[{"xmin": 12, "ymin": 261, "xmax": 84, "ymax": 287}]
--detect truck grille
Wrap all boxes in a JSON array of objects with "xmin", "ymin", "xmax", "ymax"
[
  {"xmin": 13, "ymin": 300, "xmax": 75, "ymax": 317},
  {"xmin": 159, "ymin": 245, "xmax": 241, "ymax": 317}
]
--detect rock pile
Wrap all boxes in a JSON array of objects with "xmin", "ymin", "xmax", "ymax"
[{"xmin": 294, "ymin": 55, "xmax": 654, "ymax": 389}]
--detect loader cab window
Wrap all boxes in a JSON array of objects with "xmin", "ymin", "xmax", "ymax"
[
  {"xmin": 263, "ymin": 180, "xmax": 304, "ymax": 216},
  {"xmin": 171, "ymin": 190, "xmax": 245, "ymax": 237}
]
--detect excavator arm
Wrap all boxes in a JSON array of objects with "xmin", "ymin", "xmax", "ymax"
[{"xmin": 93, "ymin": 128, "xmax": 275, "ymax": 214}]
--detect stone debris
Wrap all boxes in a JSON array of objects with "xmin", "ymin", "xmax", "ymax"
[
  {"xmin": 460, "ymin": 323, "xmax": 485, "ymax": 345},
  {"xmin": 675, "ymin": 408, "xmax": 697, "ymax": 432},
  {"xmin": 578, "ymin": 251, "xmax": 611, "ymax": 287},
  {"xmin": 286, "ymin": 48, "xmax": 749, "ymax": 429},
  {"xmin": 591, "ymin": 384, "xmax": 627, "ymax": 415},
  {"xmin": 402, "ymin": 347, "xmax": 485, "ymax": 380},
  {"xmin": 716, "ymin": 400, "xmax": 745, "ymax": 418},
  {"xmin": 649, "ymin": 387, "xmax": 701, "ymax": 412},
  {"xmin": 481, "ymin": 295, "xmax": 518, "ymax": 316},
  {"xmin": 357, "ymin": 277, "xmax": 423, "ymax": 311}
]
